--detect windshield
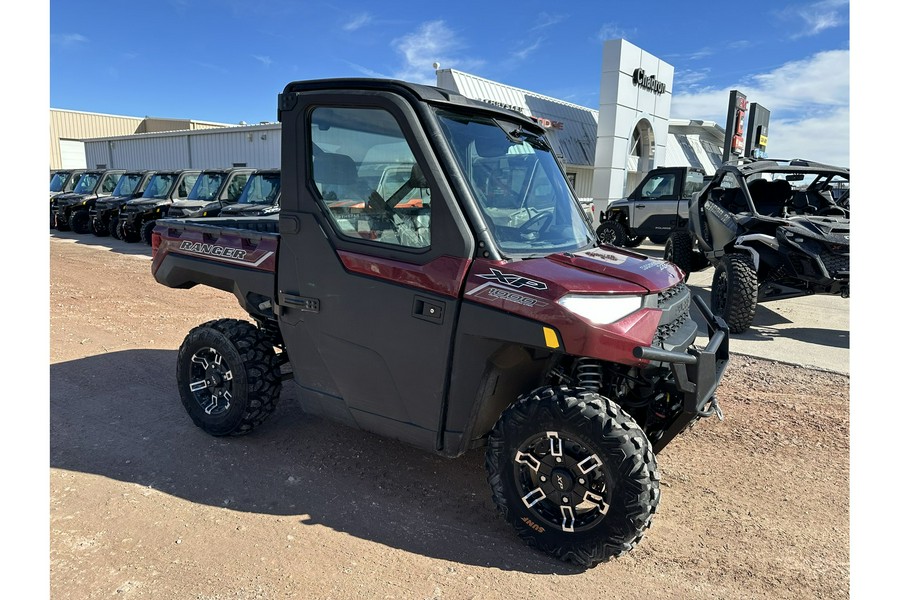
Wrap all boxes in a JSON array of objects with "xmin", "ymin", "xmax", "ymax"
[
  {"xmin": 141, "ymin": 174, "xmax": 175, "ymax": 199},
  {"xmin": 435, "ymin": 110, "xmax": 593, "ymax": 256},
  {"xmin": 112, "ymin": 173, "xmax": 143, "ymax": 197},
  {"xmin": 237, "ymin": 173, "xmax": 281, "ymax": 204},
  {"xmin": 73, "ymin": 172, "xmax": 101, "ymax": 194},
  {"xmin": 188, "ymin": 173, "xmax": 226, "ymax": 201},
  {"xmin": 50, "ymin": 172, "xmax": 71, "ymax": 192},
  {"xmin": 684, "ymin": 171, "xmax": 707, "ymax": 197}
]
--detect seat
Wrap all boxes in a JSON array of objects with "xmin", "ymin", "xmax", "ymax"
[
  {"xmin": 313, "ymin": 153, "xmax": 364, "ymax": 201},
  {"xmin": 753, "ymin": 179, "xmax": 791, "ymax": 217}
]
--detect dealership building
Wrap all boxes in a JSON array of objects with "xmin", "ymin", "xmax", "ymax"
[{"xmin": 64, "ymin": 39, "xmax": 725, "ymax": 209}]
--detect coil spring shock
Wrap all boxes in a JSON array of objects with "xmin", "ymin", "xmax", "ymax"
[{"xmin": 573, "ymin": 358, "xmax": 602, "ymax": 392}]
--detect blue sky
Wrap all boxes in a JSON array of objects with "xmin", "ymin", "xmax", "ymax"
[{"xmin": 48, "ymin": 0, "xmax": 850, "ymax": 166}]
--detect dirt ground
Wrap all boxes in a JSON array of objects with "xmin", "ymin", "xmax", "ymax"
[{"xmin": 49, "ymin": 234, "xmax": 849, "ymax": 599}]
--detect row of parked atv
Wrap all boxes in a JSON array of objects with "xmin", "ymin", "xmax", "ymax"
[{"xmin": 49, "ymin": 166, "xmax": 281, "ymax": 244}]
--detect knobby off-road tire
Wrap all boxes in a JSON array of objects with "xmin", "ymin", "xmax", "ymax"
[
  {"xmin": 71, "ymin": 210, "xmax": 90, "ymax": 234},
  {"xmin": 91, "ymin": 217, "xmax": 109, "ymax": 237},
  {"xmin": 710, "ymin": 253, "xmax": 758, "ymax": 334},
  {"xmin": 664, "ymin": 231, "xmax": 693, "ymax": 280},
  {"xmin": 140, "ymin": 219, "xmax": 157, "ymax": 245},
  {"xmin": 596, "ymin": 221, "xmax": 626, "ymax": 246},
  {"xmin": 108, "ymin": 217, "xmax": 120, "ymax": 240},
  {"xmin": 120, "ymin": 221, "xmax": 139, "ymax": 243},
  {"xmin": 486, "ymin": 386, "xmax": 660, "ymax": 568},
  {"xmin": 176, "ymin": 318, "xmax": 282, "ymax": 436},
  {"xmin": 55, "ymin": 213, "xmax": 71, "ymax": 231}
]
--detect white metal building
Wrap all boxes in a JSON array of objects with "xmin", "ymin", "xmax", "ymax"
[
  {"xmin": 50, "ymin": 108, "xmax": 230, "ymax": 170},
  {"xmin": 82, "ymin": 122, "xmax": 281, "ymax": 171}
]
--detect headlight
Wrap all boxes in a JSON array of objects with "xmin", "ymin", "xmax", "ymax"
[{"xmin": 558, "ymin": 294, "xmax": 643, "ymax": 325}]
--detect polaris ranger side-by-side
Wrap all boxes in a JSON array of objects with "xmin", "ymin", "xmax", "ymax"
[
  {"xmin": 53, "ymin": 169, "xmax": 125, "ymax": 232},
  {"xmin": 89, "ymin": 170, "xmax": 156, "ymax": 237},
  {"xmin": 596, "ymin": 167, "xmax": 709, "ymax": 247},
  {"xmin": 50, "ymin": 169, "xmax": 85, "ymax": 228},
  {"xmin": 151, "ymin": 79, "xmax": 729, "ymax": 568},
  {"xmin": 118, "ymin": 170, "xmax": 201, "ymax": 242}
]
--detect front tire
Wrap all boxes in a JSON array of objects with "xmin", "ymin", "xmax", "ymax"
[
  {"xmin": 596, "ymin": 221, "xmax": 626, "ymax": 246},
  {"xmin": 176, "ymin": 319, "xmax": 282, "ymax": 436},
  {"xmin": 109, "ymin": 217, "xmax": 121, "ymax": 240},
  {"xmin": 710, "ymin": 253, "xmax": 758, "ymax": 333},
  {"xmin": 91, "ymin": 217, "xmax": 109, "ymax": 237},
  {"xmin": 664, "ymin": 231, "xmax": 693, "ymax": 280},
  {"xmin": 71, "ymin": 210, "xmax": 90, "ymax": 234},
  {"xmin": 140, "ymin": 219, "xmax": 157, "ymax": 245},
  {"xmin": 486, "ymin": 386, "xmax": 659, "ymax": 568}
]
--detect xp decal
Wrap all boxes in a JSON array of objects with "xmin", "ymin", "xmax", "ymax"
[{"xmin": 476, "ymin": 268, "xmax": 548, "ymax": 291}]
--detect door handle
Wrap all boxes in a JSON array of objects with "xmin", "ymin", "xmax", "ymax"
[
  {"xmin": 636, "ymin": 204, "xmax": 646, "ymax": 209},
  {"xmin": 413, "ymin": 296, "xmax": 444, "ymax": 324}
]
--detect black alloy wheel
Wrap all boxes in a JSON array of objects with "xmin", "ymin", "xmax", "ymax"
[
  {"xmin": 486, "ymin": 386, "xmax": 659, "ymax": 568},
  {"xmin": 176, "ymin": 319, "xmax": 281, "ymax": 436}
]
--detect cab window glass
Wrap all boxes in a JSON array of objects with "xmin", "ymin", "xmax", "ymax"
[
  {"xmin": 178, "ymin": 174, "xmax": 199, "ymax": 198},
  {"xmin": 640, "ymin": 173, "xmax": 675, "ymax": 198},
  {"xmin": 224, "ymin": 173, "xmax": 250, "ymax": 201},
  {"xmin": 101, "ymin": 173, "xmax": 121, "ymax": 193},
  {"xmin": 310, "ymin": 106, "xmax": 431, "ymax": 249}
]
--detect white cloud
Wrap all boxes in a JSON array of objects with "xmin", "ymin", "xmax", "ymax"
[
  {"xmin": 343, "ymin": 13, "xmax": 372, "ymax": 31},
  {"xmin": 391, "ymin": 21, "xmax": 483, "ymax": 84},
  {"xmin": 785, "ymin": 0, "xmax": 849, "ymax": 38},
  {"xmin": 510, "ymin": 37, "xmax": 544, "ymax": 62},
  {"xmin": 252, "ymin": 55, "xmax": 273, "ymax": 68},
  {"xmin": 593, "ymin": 23, "xmax": 630, "ymax": 43},
  {"xmin": 531, "ymin": 13, "xmax": 566, "ymax": 31},
  {"xmin": 50, "ymin": 33, "xmax": 88, "ymax": 46},
  {"xmin": 671, "ymin": 49, "xmax": 849, "ymax": 166}
]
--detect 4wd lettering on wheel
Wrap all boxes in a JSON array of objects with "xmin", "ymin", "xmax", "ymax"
[
  {"xmin": 179, "ymin": 240, "xmax": 248, "ymax": 260},
  {"xmin": 521, "ymin": 516, "xmax": 545, "ymax": 533}
]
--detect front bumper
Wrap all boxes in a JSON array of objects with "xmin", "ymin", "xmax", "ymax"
[{"xmin": 633, "ymin": 295, "xmax": 730, "ymax": 453}]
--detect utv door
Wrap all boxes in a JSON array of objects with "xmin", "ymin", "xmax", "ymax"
[
  {"xmin": 629, "ymin": 168, "xmax": 684, "ymax": 237},
  {"xmin": 277, "ymin": 89, "xmax": 475, "ymax": 451}
]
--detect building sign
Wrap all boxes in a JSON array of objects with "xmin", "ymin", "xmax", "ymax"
[
  {"xmin": 479, "ymin": 99, "xmax": 564, "ymax": 129},
  {"xmin": 723, "ymin": 90, "xmax": 748, "ymax": 162},
  {"xmin": 632, "ymin": 69, "xmax": 667, "ymax": 95}
]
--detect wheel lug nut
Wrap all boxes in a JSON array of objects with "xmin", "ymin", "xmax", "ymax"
[
  {"xmin": 540, "ymin": 476, "xmax": 547, "ymax": 482},
  {"xmin": 578, "ymin": 478, "xmax": 585, "ymax": 485},
  {"xmin": 562, "ymin": 497, "xmax": 569, "ymax": 504},
  {"xmin": 556, "ymin": 457, "xmax": 562, "ymax": 463}
]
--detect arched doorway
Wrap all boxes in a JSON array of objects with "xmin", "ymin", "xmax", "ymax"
[{"xmin": 626, "ymin": 119, "xmax": 656, "ymax": 194}]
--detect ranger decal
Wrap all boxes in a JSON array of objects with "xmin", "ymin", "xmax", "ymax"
[{"xmin": 180, "ymin": 240, "xmax": 248, "ymax": 260}]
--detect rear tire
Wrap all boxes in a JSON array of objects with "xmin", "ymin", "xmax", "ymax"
[
  {"xmin": 664, "ymin": 231, "xmax": 693, "ymax": 280},
  {"xmin": 710, "ymin": 253, "xmax": 758, "ymax": 334},
  {"xmin": 486, "ymin": 386, "xmax": 659, "ymax": 568},
  {"xmin": 176, "ymin": 319, "xmax": 282, "ymax": 436},
  {"xmin": 140, "ymin": 220, "xmax": 156, "ymax": 245}
]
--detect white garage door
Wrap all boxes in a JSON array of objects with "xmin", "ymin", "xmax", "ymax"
[{"xmin": 59, "ymin": 139, "xmax": 87, "ymax": 169}]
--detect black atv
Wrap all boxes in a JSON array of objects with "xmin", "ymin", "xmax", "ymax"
[
  {"xmin": 664, "ymin": 158, "xmax": 849, "ymax": 333},
  {"xmin": 218, "ymin": 169, "xmax": 281, "ymax": 218},
  {"xmin": 89, "ymin": 170, "xmax": 155, "ymax": 237}
]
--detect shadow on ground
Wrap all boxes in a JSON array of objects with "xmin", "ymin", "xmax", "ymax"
[{"xmin": 50, "ymin": 349, "xmax": 582, "ymax": 575}]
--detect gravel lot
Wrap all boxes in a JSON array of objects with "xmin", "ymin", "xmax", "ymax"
[{"xmin": 48, "ymin": 233, "xmax": 849, "ymax": 599}]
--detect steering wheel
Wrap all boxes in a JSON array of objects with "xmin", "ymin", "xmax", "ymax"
[{"xmin": 518, "ymin": 209, "xmax": 553, "ymax": 239}]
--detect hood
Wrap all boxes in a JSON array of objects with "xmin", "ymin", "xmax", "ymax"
[
  {"xmin": 126, "ymin": 197, "xmax": 171, "ymax": 209},
  {"xmin": 220, "ymin": 203, "xmax": 279, "ymax": 216},
  {"xmin": 545, "ymin": 246, "xmax": 684, "ymax": 292},
  {"xmin": 95, "ymin": 194, "xmax": 132, "ymax": 206},
  {"xmin": 55, "ymin": 193, "xmax": 92, "ymax": 206},
  {"xmin": 783, "ymin": 215, "xmax": 850, "ymax": 245},
  {"xmin": 170, "ymin": 199, "xmax": 217, "ymax": 211}
]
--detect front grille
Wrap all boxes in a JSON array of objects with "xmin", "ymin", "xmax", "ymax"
[
  {"xmin": 654, "ymin": 282, "xmax": 692, "ymax": 347},
  {"xmin": 821, "ymin": 253, "xmax": 849, "ymax": 277}
]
